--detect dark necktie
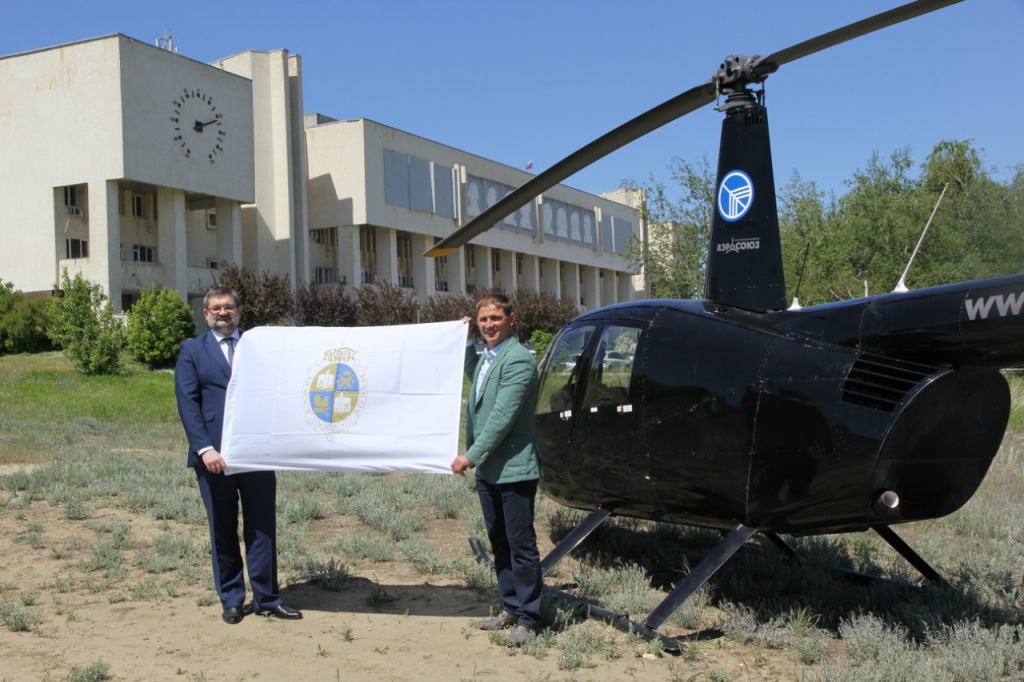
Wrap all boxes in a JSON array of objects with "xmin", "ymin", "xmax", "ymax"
[{"xmin": 223, "ymin": 337, "xmax": 235, "ymax": 366}]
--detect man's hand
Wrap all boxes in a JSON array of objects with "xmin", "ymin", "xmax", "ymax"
[
  {"xmin": 451, "ymin": 454, "xmax": 474, "ymax": 477},
  {"xmin": 462, "ymin": 316, "xmax": 474, "ymax": 340},
  {"xmin": 201, "ymin": 449, "xmax": 228, "ymax": 475}
]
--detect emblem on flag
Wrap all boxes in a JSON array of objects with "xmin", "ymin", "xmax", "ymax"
[{"xmin": 305, "ymin": 347, "xmax": 367, "ymax": 436}]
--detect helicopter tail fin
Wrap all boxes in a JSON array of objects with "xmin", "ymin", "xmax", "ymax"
[{"xmin": 704, "ymin": 103, "xmax": 786, "ymax": 312}]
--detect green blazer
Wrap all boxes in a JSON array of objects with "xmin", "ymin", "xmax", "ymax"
[{"xmin": 464, "ymin": 339, "xmax": 540, "ymax": 484}]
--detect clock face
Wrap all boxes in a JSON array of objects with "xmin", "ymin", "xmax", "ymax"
[{"xmin": 171, "ymin": 88, "xmax": 226, "ymax": 163}]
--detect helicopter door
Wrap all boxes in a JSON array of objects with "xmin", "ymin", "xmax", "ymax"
[{"xmin": 535, "ymin": 323, "xmax": 596, "ymax": 497}]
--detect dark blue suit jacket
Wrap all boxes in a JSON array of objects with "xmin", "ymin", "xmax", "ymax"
[{"xmin": 175, "ymin": 330, "xmax": 235, "ymax": 468}]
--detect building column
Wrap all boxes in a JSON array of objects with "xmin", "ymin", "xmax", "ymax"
[
  {"xmin": 520, "ymin": 254, "xmax": 540, "ymax": 294},
  {"xmin": 581, "ymin": 265, "xmax": 600, "ymax": 310},
  {"xmin": 618, "ymin": 273, "xmax": 634, "ymax": 303},
  {"xmin": 376, "ymin": 227, "xmax": 398, "ymax": 285},
  {"xmin": 540, "ymin": 258, "xmax": 560, "ymax": 298},
  {"xmin": 412, "ymin": 233, "xmax": 435, "ymax": 302},
  {"xmin": 157, "ymin": 187, "xmax": 187, "ymax": 299},
  {"xmin": 600, "ymin": 268, "xmax": 617, "ymax": 306},
  {"xmin": 497, "ymin": 249, "xmax": 516, "ymax": 293},
  {"xmin": 87, "ymin": 180, "xmax": 122, "ymax": 311},
  {"xmin": 337, "ymin": 225, "xmax": 361, "ymax": 291},
  {"xmin": 448, "ymin": 247, "xmax": 467, "ymax": 296},
  {"xmin": 471, "ymin": 245, "xmax": 493, "ymax": 292},
  {"xmin": 561, "ymin": 262, "xmax": 580, "ymax": 306},
  {"xmin": 214, "ymin": 197, "xmax": 242, "ymax": 267}
]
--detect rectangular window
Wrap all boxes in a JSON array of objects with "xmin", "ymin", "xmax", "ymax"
[
  {"xmin": 207, "ymin": 258, "xmax": 220, "ymax": 269},
  {"xmin": 397, "ymin": 233, "xmax": 413, "ymax": 288},
  {"xmin": 314, "ymin": 266, "xmax": 333, "ymax": 284},
  {"xmin": 64, "ymin": 185, "xmax": 79, "ymax": 208},
  {"xmin": 132, "ymin": 245, "xmax": 155, "ymax": 263},
  {"xmin": 207, "ymin": 211, "xmax": 217, "ymax": 229},
  {"xmin": 65, "ymin": 238, "xmax": 88, "ymax": 259},
  {"xmin": 132, "ymin": 195, "xmax": 145, "ymax": 218}
]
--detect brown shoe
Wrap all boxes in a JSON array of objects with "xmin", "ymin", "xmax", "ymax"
[
  {"xmin": 476, "ymin": 610, "xmax": 517, "ymax": 630},
  {"xmin": 506, "ymin": 623, "xmax": 537, "ymax": 646}
]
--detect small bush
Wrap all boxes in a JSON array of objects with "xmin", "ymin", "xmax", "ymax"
[
  {"xmin": 511, "ymin": 289, "xmax": 579, "ymax": 342},
  {"xmin": 0, "ymin": 298, "xmax": 54, "ymax": 353},
  {"xmin": 293, "ymin": 279, "xmax": 357, "ymax": 326},
  {"xmin": 125, "ymin": 285, "xmax": 195, "ymax": 367},
  {"xmin": 47, "ymin": 270, "xmax": 124, "ymax": 375},
  {"xmin": 420, "ymin": 292, "xmax": 475, "ymax": 323},
  {"xmin": 354, "ymin": 281, "xmax": 419, "ymax": 327},
  {"xmin": 530, "ymin": 329, "xmax": 553, "ymax": 358},
  {"xmin": 218, "ymin": 262, "xmax": 292, "ymax": 328}
]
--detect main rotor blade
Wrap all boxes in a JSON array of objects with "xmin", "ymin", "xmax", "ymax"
[
  {"xmin": 426, "ymin": 82, "xmax": 716, "ymax": 256},
  {"xmin": 758, "ymin": 0, "xmax": 963, "ymax": 72},
  {"xmin": 426, "ymin": 0, "xmax": 965, "ymax": 258}
]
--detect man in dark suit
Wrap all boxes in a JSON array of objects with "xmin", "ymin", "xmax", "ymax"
[
  {"xmin": 451, "ymin": 293, "xmax": 542, "ymax": 646},
  {"xmin": 175, "ymin": 285, "xmax": 301, "ymax": 625}
]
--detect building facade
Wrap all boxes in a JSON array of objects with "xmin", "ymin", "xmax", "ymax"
[{"xmin": 0, "ymin": 35, "xmax": 643, "ymax": 319}]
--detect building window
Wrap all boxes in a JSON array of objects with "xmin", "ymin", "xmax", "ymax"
[
  {"xmin": 314, "ymin": 266, "xmax": 334, "ymax": 284},
  {"xmin": 310, "ymin": 228, "xmax": 337, "ymax": 247},
  {"xmin": 132, "ymin": 194, "xmax": 145, "ymax": 218},
  {"xmin": 207, "ymin": 211, "xmax": 217, "ymax": 229},
  {"xmin": 207, "ymin": 258, "xmax": 220, "ymax": 269},
  {"xmin": 132, "ymin": 245, "xmax": 156, "ymax": 263},
  {"xmin": 64, "ymin": 185, "xmax": 79, "ymax": 208},
  {"xmin": 435, "ymin": 241, "xmax": 449, "ymax": 292},
  {"xmin": 65, "ymin": 238, "xmax": 88, "ymax": 259}
]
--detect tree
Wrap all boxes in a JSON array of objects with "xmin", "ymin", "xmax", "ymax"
[
  {"xmin": 621, "ymin": 157, "xmax": 714, "ymax": 299},
  {"xmin": 48, "ymin": 270, "xmax": 124, "ymax": 374},
  {"xmin": 125, "ymin": 285, "xmax": 195, "ymax": 368}
]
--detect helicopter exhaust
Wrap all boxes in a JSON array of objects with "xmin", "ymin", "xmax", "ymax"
[{"xmin": 873, "ymin": 490, "xmax": 900, "ymax": 517}]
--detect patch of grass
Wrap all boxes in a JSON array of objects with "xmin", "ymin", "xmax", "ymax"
[
  {"xmin": 63, "ymin": 659, "xmax": 111, "ymax": 682},
  {"xmin": 329, "ymin": 532, "xmax": 395, "ymax": 563}
]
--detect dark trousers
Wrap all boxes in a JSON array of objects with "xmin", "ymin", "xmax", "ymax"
[
  {"xmin": 476, "ymin": 476, "xmax": 543, "ymax": 627},
  {"xmin": 195, "ymin": 467, "xmax": 281, "ymax": 611}
]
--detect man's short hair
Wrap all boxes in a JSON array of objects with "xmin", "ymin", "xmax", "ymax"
[
  {"xmin": 204, "ymin": 286, "xmax": 241, "ymax": 310},
  {"xmin": 475, "ymin": 293, "xmax": 513, "ymax": 316}
]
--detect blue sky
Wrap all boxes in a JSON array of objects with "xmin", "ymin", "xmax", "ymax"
[{"xmin": 2, "ymin": 0, "xmax": 1020, "ymax": 199}]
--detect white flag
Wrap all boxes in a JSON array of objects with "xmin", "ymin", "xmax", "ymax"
[{"xmin": 221, "ymin": 320, "xmax": 466, "ymax": 475}]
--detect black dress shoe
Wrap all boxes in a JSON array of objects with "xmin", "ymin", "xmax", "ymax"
[
  {"xmin": 255, "ymin": 604, "xmax": 302, "ymax": 620},
  {"xmin": 222, "ymin": 605, "xmax": 245, "ymax": 624}
]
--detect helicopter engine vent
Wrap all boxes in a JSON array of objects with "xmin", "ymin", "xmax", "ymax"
[{"xmin": 842, "ymin": 354, "xmax": 935, "ymax": 412}]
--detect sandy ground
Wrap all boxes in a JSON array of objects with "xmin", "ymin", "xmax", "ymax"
[{"xmin": 0, "ymin": 472, "xmax": 812, "ymax": 682}]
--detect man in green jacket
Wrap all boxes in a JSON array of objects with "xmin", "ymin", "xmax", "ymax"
[{"xmin": 451, "ymin": 293, "xmax": 542, "ymax": 647}]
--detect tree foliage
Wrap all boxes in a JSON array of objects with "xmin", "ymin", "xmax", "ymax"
[
  {"xmin": 0, "ymin": 299, "xmax": 54, "ymax": 354},
  {"xmin": 217, "ymin": 263, "xmax": 293, "ymax": 328},
  {"xmin": 621, "ymin": 156, "xmax": 715, "ymax": 299},
  {"xmin": 125, "ymin": 285, "xmax": 195, "ymax": 368},
  {"xmin": 47, "ymin": 270, "xmax": 124, "ymax": 375}
]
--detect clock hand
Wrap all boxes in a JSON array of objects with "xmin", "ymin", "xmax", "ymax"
[{"xmin": 193, "ymin": 119, "xmax": 221, "ymax": 132}]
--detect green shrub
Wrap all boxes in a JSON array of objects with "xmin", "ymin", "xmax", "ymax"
[
  {"xmin": 125, "ymin": 286, "xmax": 195, "ymax": 367},
  {"xmin": 354, "ymin": 281, "xmax": 419, "ymax": 326},
  {"xmin": 511, "ymin": 289, "xmax": 579, "ymax": 342},
  {"xmin": 47, "ymin": 270, "xmax": 124, "ymax": 375},
  {"xmin": 293, "ymin": 279, "xmax": 357, "ymax": 326},
  {"xmin": 0, "ymin": 298, "xmax": 54, "ymax": 353},
  {"xmin": 531, "ymin": 329, "xmax": 554, "ymax": 357},
  {"xmin": 0, "ymin": 278, "xmax": 20, "ymax": 318},
  {"xmin": 217, "ymin": 262, "xmax": 292, "ymax": 328}
]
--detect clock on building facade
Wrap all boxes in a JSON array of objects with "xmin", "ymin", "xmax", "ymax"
[{"xmin": 171, "ymin": 88, "xmax": 227, "ymax": 163}]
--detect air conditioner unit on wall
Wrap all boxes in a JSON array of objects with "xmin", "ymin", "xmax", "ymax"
[{"xmin": 67, "ymin": 206, "xmax": 83, "ymax": 217}]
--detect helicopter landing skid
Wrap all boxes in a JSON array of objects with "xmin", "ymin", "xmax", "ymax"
[
  {"xmin": 761, "ymin": 525, "xmax": 945, "ymax": 587},
  {"xmin": 468, "ymin": 508, "xmax": 759, "ymax": 654}
]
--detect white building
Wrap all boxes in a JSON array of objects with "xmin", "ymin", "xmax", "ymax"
[{"xmin": 0, "ymin": 35, "xmax": 643, "ymax": 318}]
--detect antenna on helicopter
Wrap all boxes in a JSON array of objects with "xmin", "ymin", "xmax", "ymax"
[
  {"xmin": 789, "ymin": 242, "xmax": 811, "ymax": 309},
  {"xmin": 894, "ymin": 182, "xmax": 949, "ymax": 293}
]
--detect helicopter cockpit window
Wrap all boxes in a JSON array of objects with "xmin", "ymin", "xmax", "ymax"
[
  {"xmin": 582, "ymin": 325, "xmax": 641, "ymax": 411},
  {"xmin": 536, "ymin": 325, "xmax": 595, "ymax": 417}
]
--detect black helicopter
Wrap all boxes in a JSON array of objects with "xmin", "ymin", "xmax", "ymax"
[{"xmin": 428, "ymin": 0, "xmax": 1017, "ymax": 650}]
